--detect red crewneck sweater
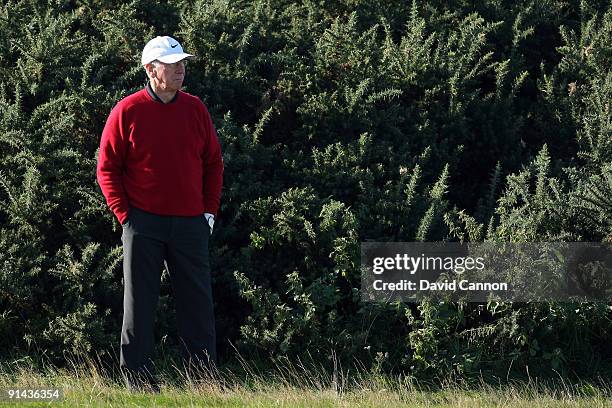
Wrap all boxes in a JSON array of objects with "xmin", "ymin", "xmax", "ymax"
[{"xmin": 96, "ymin": 87, "xmax": 223, "ymax": 225}]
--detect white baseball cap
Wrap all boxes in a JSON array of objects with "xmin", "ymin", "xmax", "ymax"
[{"xmin": 141, "ymin": 36, "xmax": 195, "ymax": 66}]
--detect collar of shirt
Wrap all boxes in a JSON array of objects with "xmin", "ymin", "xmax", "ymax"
[{"xmin": 146, "ymin": 81, "xmax": 179, "ymax": 104}]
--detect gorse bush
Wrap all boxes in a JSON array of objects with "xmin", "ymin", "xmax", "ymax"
[{"xmin": 0, "ymin": 0, "xmax": 610, "ymax": 382}]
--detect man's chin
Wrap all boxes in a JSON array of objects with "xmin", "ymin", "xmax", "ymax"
[{"xmin": 167, "ymin": 84, "xmax": 182, "ymax": 93}]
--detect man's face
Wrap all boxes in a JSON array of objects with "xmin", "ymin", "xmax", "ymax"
[{"xmin": 149, "ymin": 60, "xmax": 186, "ymax": 92}]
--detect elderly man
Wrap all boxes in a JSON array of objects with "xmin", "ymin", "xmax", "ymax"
[{"xmin": 96, "ymin": 36, "xmax": 223, "ymax": 391}]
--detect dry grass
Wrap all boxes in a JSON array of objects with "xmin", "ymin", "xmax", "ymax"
[{"xmin": 0, "ymin": 354, "xmax": 609, "ymax": 407}]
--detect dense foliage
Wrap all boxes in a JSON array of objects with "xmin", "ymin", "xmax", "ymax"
[{"xmin": 0, "ymin": 0, "xmax": 610, "ymax": 381}]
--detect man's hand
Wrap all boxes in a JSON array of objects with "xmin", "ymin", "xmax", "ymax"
[{"xmin": 204, "ymin": 213, "xmax": 215, "ymax": 234}]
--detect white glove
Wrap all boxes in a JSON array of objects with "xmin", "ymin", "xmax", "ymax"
[{"xmin": 204, "ymin": 213, "xmax": 215, "ymax": 234}]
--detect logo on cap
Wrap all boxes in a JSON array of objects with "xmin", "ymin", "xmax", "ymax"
[{"xmin": 170, "ymin": 43, "xmax": 178, "ymax": 48}]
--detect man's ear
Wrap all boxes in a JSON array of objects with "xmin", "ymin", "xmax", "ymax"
[{"xmin": 145, "ymin": 63, "xmax": 157, "ymax": 79}]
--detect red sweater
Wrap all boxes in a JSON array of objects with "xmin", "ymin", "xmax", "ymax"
[{"xmin": 96, "ymin": 87, "xmax": 223, "ymax": 225}]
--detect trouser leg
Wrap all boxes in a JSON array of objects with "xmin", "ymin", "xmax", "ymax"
[
  {"xmin": 120, "ymin": 212, "xmax": 166, "ymax": 385},
  {"xmin": 165, "ymin": 215, "xmax": 217, "ymax": 373}
]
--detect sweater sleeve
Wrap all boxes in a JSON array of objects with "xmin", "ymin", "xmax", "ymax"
[
  {"xmin": 96, "ymin": 104, "xmax": 130, "ymax": 224},
  {"xmin": 201, "ymin": 105, "xmax": 224, "ymax": 216}
]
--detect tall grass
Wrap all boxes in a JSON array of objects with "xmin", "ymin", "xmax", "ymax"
[{"xmin": 0, "ymin": 350, "xmax": 610, "ymax": 407}]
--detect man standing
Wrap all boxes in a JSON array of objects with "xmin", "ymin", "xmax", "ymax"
[{"xmin": 96, "ymin": 36, "xmax": 223, "ymax": 391}]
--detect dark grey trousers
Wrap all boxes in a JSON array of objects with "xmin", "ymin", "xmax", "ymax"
[{"xmin": 120, "ymin": 205, "xmax": 216, "ymax": 382}]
